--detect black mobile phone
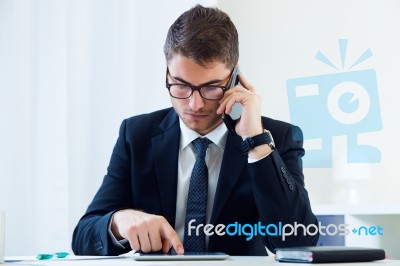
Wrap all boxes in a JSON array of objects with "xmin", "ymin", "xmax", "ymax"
[{"xmin": 222, "ymin": 67, "xmax": 242, "ymax": 135}]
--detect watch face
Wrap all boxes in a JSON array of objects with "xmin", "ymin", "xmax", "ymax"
[{"xmin": 265, "ymin": 130, "xmax": 275, "ymax": 149}]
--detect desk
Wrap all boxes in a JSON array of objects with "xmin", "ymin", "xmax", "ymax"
[{"xmin": 3, "ymin": 256, "xmax": 399, "ymax": 266}]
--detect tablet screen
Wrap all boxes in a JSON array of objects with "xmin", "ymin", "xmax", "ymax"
[{"xmin": 132, "ymin": 252, "xmax": 229, "ymax": 261}]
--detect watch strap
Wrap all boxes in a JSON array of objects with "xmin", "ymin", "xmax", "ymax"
[{"xmin": 241, "ymin": 130, "xmax": 274, "ymax": 154}]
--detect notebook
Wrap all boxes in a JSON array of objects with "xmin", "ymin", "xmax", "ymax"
[{"xmin": 275, "ymin": 246, "xmax": 385, "ymax": 263}]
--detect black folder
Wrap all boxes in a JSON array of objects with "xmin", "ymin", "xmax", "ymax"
[{"xmin": 275, "ymin": 246, "xmax": 385, "ymax": 263}]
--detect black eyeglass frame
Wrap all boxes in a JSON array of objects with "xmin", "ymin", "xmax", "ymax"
[{"xmin": 165, "ymin": 67, "xmax": 235, "ymax": 100}]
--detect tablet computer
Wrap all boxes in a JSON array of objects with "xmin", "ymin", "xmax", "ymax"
[{"xmin": 132, "ymin": 252, "xmax": 229, "ymax": 261}]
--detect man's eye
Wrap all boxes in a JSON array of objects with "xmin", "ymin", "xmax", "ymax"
[
  {"xmin": 203, "ymin": 86, "xmax": 219, "ymax": 91},
  {"xmin": 175, "ymin": 84, "xmax": 190, "ymax": 90}
]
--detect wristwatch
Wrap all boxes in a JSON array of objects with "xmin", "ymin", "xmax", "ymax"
[{"xmin": 241, "ymin": 129, "xmax": 275, "ymax": 155}]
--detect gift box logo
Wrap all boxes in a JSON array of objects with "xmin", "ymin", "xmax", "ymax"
[{"xmin": 286, "ymin": 39, "xmax": 382, "ymax": 168}]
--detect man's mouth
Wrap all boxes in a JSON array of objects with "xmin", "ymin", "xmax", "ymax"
[{"xmin": 187, "ymin": 113, "xmax": 208, "ymax": 120}]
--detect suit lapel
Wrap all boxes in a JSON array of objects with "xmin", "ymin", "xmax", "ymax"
[
  {"xmin": 151, "ymin": 109, "xmax": 180, "ymax": 226},
  {"xmin": 210, "ymin": 133, "xmax": 246, "ymax": 225}
]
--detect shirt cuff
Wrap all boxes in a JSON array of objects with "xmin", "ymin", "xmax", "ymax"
[{"xmin": 247, "ymin": 150, "xmax": 273, "ymax": 163}]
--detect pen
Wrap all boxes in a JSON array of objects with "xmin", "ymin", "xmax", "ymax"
[{"xmin": 36, "ymin": 252, "xmax": 69, "ymax": 260}]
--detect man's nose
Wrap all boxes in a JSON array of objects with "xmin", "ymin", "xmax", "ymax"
[{"xmin": 189, "ymin": 90, "xmax": 205, "ymax": 111}]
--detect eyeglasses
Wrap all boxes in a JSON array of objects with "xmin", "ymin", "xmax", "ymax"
[{"xmin": 166, "ymin": 68, "xmax": 234, "ymax": 100}]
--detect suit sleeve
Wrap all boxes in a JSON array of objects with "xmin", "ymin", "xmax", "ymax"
[
  {"xmin": 72, "ymin": 120, "xmax": 132, "ymax": 255},
  {"xmin": 247, "ymin": 124, "xmax": 319, "ymax": 251}
]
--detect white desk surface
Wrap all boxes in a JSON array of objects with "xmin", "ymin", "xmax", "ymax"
[{"xmin": 3, "ymin": 255, "xmax": 399, "ymax": 266}]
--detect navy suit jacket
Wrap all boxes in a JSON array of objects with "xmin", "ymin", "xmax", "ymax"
[{"xmin": 72, "ymin": 108, "xmax": 318, "ymax": 256}]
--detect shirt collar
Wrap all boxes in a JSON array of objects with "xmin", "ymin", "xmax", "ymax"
[{"xmin": 179, "ymin": 119, "xmax": 228, "ymax": 151}]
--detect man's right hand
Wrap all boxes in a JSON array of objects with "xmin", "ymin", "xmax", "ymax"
[{"xmin": 111, "ymin": 209, "xmax": 184, "ymax": 254}]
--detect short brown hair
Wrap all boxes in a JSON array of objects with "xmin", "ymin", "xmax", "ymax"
[{"xmin": 164, "ymin": 5, "xmax": 239, "ymax": 69}]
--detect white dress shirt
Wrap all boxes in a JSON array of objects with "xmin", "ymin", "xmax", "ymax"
[{"xmin": 175, "ymin": 119, "xmax": 228, "ymax": 245}]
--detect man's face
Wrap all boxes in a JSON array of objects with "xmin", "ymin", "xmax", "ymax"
[{"xmin": 167, "ymin": 54, "xmax": 231, "ymax": 135}]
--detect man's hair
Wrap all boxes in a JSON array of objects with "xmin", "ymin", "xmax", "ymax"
[{"xmin": 164, "ymin": 5, "xmax": 239, "ymax": 69}]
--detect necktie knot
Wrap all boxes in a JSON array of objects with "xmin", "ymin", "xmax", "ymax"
[{"xmin": 192, "ymin": 137, "xmax": 212, "ymax": 160}]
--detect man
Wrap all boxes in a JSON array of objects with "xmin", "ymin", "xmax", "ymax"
[{"xmin": 72, "ymin": 5, "xmax": 318, "ymax": 256}]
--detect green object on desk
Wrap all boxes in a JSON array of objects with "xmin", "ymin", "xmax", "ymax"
[
  {"xmin": 36, "ymin": 254, "xmax": 53, "ymax": 260},
  {"xmin": 36, "ymin": 252, "xmax": 69, "ymax": 260},
  {"xmin": 55, "ymin": 252, "xmax": 69, "ymax": 258}
]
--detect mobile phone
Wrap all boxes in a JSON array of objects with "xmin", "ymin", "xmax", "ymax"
[
  {"xmin": 131, "ymin": 252, "xmax": 229, "ymax": 261},
  {"xmin": 222, "ymin": 67, "xmax": 242, "ymax": 136}
]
